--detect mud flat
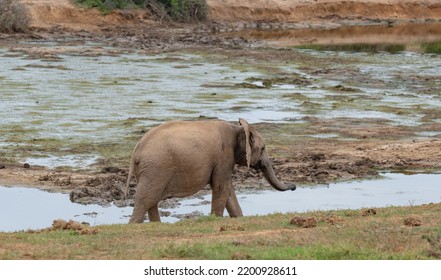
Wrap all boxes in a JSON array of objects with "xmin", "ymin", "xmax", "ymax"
[{"xmin": 1, "ymin": 28, "xmax": 441, "ymax": 204}]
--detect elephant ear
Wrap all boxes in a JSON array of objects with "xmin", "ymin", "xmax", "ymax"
[{"xmin": 239, "ymin": 118, "xmax": 252, "ymax": 168}]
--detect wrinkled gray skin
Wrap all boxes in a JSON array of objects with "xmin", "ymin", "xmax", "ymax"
[{"xmin": 125, "ymin": 118, "xmax": 296, "ymax": 223}]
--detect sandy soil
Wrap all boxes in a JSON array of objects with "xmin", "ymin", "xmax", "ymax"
[
  {"xmin": 207, "ymin": 0, "xmax": 441, "ymax": 24},
  {"xmin": 20, "ymin": 0, "xmax": 153, "ymax": 31},
  {"xmin": 1, "ymin": 0, "xmax": 440, "ymax": 206},
  {"xmin": 20, "ymin": 0, "xmax": 441, "ymax": 31}
]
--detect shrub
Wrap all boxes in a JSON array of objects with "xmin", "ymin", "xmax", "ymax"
[
  {"xmin": 75, "ymin": 0, "xmax": 131, "ymax": 14},
  {"xmin": 76, "ymin": 0, "xmax": 207, "ymax": 22},
  {"xmin": 0, "ymin": 0, "xmax": 30, "ymax": 33},
  {"xmin": 157, "ymin": 0, "xmax": 207, "ymax": 22},
  {"xmin": 422, "ymin": 41, "xmax": 441, "ymax": 54}
]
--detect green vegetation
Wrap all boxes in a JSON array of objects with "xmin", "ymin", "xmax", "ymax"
[
  {"xmin": 157, "ymin": 0, "xmax": 207, "ymax": 21},
  {"xmin": 75, "ymin": 0, "xmax": 137, "ymax": 14},
  {"xmin": 1, "ymin": 203, "xmax": 440, "ymax": 259},
  {"xmin": 75, "ymin": 0, "xmax": 207, "ymax": 21},
  {"xmin": 0, "ymin": 0, "xmax": 30, "ymax": 33},
  {"xmin": 296, "ymin": 43, "xmax": 405, "ymax": 54},
  {"xmin": 421, "ymin": 41, "xmax": 441, "ymax": 54}
]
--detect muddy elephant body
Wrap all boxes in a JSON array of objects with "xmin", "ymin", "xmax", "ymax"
[{"xmin": 125, "ymin": 118, "xmax": 296, "ymax": 223}]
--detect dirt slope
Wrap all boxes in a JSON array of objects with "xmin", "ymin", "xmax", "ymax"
[
  {"xmin": 19, "ymin": 0, "xmax": 441, "ymax": 31},
  {"xmin": 207, "ymin": 0, "xmax": 441, "ymax": 24},
  {"xmin": 20, "ymin": 0, "xmax": 152, "ymax": 31}
]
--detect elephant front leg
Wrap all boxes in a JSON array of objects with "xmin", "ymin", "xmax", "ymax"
[
  {"xmin": 210, "ymin": 179, "xmax": 232, "ymax": 217},
  {"xmin": 226, "ymin": 189, "xmax": 243, "ymax": 217}
]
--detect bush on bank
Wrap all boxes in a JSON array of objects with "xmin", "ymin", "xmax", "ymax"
[
  {"xmin": 75, "ymin": 0, "xmax": 207, "ymax": 22},
  {"xmin": 0, "ymin": 0, "xmax": 30, "ymax": 33},
  {"xmin": 157, "ymin": 0, "xmax": 207, "ymax": 22}
]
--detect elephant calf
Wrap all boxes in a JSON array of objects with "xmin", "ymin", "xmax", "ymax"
[{"xmin": 125, "ymin": 118, "xmax": 296, "ymax": 223}]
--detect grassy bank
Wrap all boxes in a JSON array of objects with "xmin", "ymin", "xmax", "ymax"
[{"xmin": 1, "ymin": 203, "xmax": 440, "ymax": 260}]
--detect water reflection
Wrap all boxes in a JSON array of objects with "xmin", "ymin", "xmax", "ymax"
[
  {"xmin": 226, "ymin": 22, "xmax": 441, "ymax": 50},
  {"xmin": 1, "ymin": 173, "xmax": 440, "ymax": 232}
]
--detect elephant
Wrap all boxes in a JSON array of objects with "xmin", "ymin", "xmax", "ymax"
[{"xmin": 125, "ymin": 118, "xmax": 296, "ymax": 223}]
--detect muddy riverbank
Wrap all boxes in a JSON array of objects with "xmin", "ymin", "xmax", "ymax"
[{"xmin": 5, "ymin": 1, "xmax": 441, "ymax": 54}]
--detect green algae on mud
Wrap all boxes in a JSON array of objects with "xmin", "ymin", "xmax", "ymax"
[
  {"xmin": 295, "ymin": 43, "xmax": 406, "ymax": 54},
  {"xmin": 422, "ymin": 40, "xmax": 441, "ymax": 54}
]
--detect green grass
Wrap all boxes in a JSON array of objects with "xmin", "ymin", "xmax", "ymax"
[
  {"xmin": 75, "ymin": 0, "xmax": 137, "ymax": 14},
  {"xmin": 1, "ymin": 204, "xmax": 440, "ymax": 259},
  {"xmin": 74, "ymin": 0, "xmax": 207, "ymax": 21},
  {"xmin": 421, "ymin": 41, "xmax": 441, "ymax": 54}
]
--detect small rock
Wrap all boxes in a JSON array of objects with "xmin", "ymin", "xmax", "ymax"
[
  {"xmin": 404, "ymin": 217, "xmax": 422, "ymax": 227},
  {"xmin": 321, "ymin": 215, "xmax": 344, "ymax": 225},
  {"xmin": 51, "ymin": 219, "xmax": 98, "ymax": 235},
  {"xmin": 290, "ymin": 216, "xmax": 317, "ymax": 228},
  {"xmin": 361, "ymin": 208, "xmax": 377, "ymax": 216},
  {"xmin": 220, "ymin": 225, "xmax": 245, "ymax": 232},
  {"xmin": 23, "ymin": 163, "xmax": 30, "ymax": 168},
  {"xmin": 311, "ymin": 153, "xmax": 325, "ymax": 161},
  {"xmin": 231, "ymin": 252, "xmax": 252, "ymax": 260},
  {"xmin": 52, "ymin": 219, "xmax": 68, "ymax": 229},
  {"xmin": 102, "ymin": 166, "xmax": 123, "ymax": 173}
]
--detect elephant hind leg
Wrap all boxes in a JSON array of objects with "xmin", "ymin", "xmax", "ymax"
[
  {"xmin": 129, "ymin": 177, "xmax": 162, "ymax": 223},
  {"xmin": 129, "ymin": 203, "xmax": 147, "ymax": 223},
  {"xmin": 130, "ymin": 201, "xmax": 161, "ymax": 223}
]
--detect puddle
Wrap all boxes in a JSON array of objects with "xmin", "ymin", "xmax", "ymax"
[
  {"xmin": 239, "ymin": 173, "xmax": 441, "ymax": 213},
  {"xmin": 0, "ymin": 186, "xmax": 133, "ymax": 232},
  {"xmin": 1, "ymin": 173, "xmax": 440, "ymax": 232},
  {"xmin": 24, "ymin": 155, "xmax": 99, "ymax": 169},
  {"xmin": 416, "ymin": 131, "xmax": 441, "ymax": 137}
]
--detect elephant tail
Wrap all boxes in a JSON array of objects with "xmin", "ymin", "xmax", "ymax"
[
  {"xmin": 124, "ymin": 140, "xmax": 142, "ymax": 199},
  {"xmin": 124, "ymin": 156, "xmax": 134, "ymax": 199}
]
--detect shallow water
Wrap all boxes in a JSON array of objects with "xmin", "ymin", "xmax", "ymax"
[
  {"xmin": 1, "ymin": 36, "xmax": 441, "ymax": 167},
  {"xmin": 1, "ymin": 173, "xmax": 439, "ymax": 232}
]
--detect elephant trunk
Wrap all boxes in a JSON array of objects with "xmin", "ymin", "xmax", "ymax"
[{"xmin": 260, "ymin": 153, "xmax": 296, "ymax": 192}]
